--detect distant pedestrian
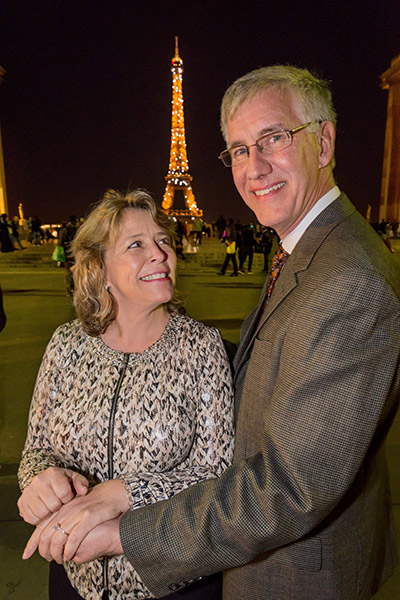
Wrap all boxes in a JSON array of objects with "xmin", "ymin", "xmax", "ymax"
[
  {"xmin": 218, "ymin": 235, "xmax": 238, "ymax": 276},
  {"xmin": 59, "ymin": 216, "xmax": 78, "ymax": 295},
  {"xmin": 238, "ymin": 224, "xmax": 255, "ymax": 274},
  {"xmin": 0, "ymin": 214, "xmax": 15, "ymax": 252},
  {"xmin": 192, "ymin": 217, "xmax": 203, "ymax": 244},
  {"xmin": 31, "ymin": 216, "xmax": 42, "ymax": 245},
  {"xmin": 261, "ymin": 227, "xmax": 275, "ymax": 271},
  {"xmin": 9, "ymin": 216, "xmax": 25, "ymax": 250},
  {"xmin": 215, "ymin": 214, "xmax": 226, "ymax": 240},
  {"xmin": 0, "ymin": 283, "xmax": 6, "ymax": 332}
]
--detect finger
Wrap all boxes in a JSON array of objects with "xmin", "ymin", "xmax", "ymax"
[
  {"xmin": 68, "ymin": 471, "xmax": 89, "ymax": 496},
  {"xmin": 18, "ymin": 497, "xmax": 48, "ymax": 525},
  {"xmin": 22, "ymin": 527, "xmax": 41, "ymax": 560},
  {"xmin": 62, "ymin": 519, "xmax": 96, "ymax": 562},
  {"xmin": 38, "ymin": 520, "xmax": 68, "ymax": 562},
  {"xmin": 49, "ymin": 473, "xmax": 76, "ymax": 505},
  {"xmin": 49, "ymin": 528, "xmax": 69, "ymax": 564},
  {"xmin": 18, "ymin": 487, "xmax": 60, "ymax": 524},
  {"xmin": 22, "ymin": 514, "xmax": 54, "ymax": 560}
]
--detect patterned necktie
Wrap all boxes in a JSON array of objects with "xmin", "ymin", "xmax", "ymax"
[{"xmin": 262, "ymin": 244, "xmax": 290, "ymax": 310}]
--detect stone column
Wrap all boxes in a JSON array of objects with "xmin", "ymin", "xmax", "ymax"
[
  {"xmin": 380, "ymin": 55, "xmax": 400, "ymax": 224},
  {"xmin": 0, "ymin": 66, "xmax": 8, "ymax": 216}
]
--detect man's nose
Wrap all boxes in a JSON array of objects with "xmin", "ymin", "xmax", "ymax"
[{"xmin": 246, "ymin": 145, "xmax": 273, "ymax": 179}]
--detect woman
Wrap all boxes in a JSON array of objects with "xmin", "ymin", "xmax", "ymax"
[{"xmin": 17, "ymin": 189, "xmax": 234, "ymax": 600}]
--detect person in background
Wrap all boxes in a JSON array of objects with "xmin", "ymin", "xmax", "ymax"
[
  {"xmin": 0, "ymin": 283, "xmax": 6, "ymax": 331},
  {"xmin": 59, "ymin": 216, "xmax": 78, "ymax": 296},
  {"xmin": 17, "ymin": 189, "xmax": 234, "ymax": 600},
  {"xmin": 237, "ymin": 224, "xmax": 255, "ymax": 274},
  {"xmin": 9, "ymin": 216, "xmax": 25, "ymax": 250},
  {"xmin": 217, "ymin": 234, "xmax": 238, "ymax": 276},
  {"xmin": 0, "ymin": 213, "xmax": 15, "ymax": 252},
  {"xmin": 31, "ymin": 215, "xmax": 42, "ymax": 245},
  {"xmin": 260, "ymin": 227, "xmax": 275, "ymax": 271}
]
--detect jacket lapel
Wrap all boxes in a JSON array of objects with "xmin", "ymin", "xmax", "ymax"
[{"xmin": 233, "ymin": 193, "xmax": 355, "ymax": 383}]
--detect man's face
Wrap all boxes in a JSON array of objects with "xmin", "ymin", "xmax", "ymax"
[{"xmin": 226, "ymin": 88, "xmax": 334, "ymax": 238}]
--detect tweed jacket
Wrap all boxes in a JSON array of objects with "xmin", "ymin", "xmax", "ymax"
[
  {"xmin": 121, "ymin": 194, "xmax": 400, "ymax": 600},
  {"xmin": 18, "ymin": 314, "xmax": 234, "ymax": 600}
]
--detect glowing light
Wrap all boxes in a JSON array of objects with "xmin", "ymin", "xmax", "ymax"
[{"xmin": 162, "ymin": 38, "xmax": 202, "ymax": 219}]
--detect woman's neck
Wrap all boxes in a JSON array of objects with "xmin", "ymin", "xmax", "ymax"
[{"xmin": 101, "ymin": 307, "xmax": 170, "ymax": 353}]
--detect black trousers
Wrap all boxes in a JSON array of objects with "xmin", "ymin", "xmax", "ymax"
[
  {"xmin": 220, "ymin": 253, "xmax": 238, "ymax": 275},
  {"xmin": 49, "ymin": 561, "xmax": 222, "ymax": 600}
]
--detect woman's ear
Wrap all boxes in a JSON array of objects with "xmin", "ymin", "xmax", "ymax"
[{"xmin": 318, "ymin": 121, "xmax": 336, "ymax": 168}]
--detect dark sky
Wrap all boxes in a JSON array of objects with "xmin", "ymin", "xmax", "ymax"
[{"xmin": 0, "ymin": 0, "xmax": 399, "ymax": 224}]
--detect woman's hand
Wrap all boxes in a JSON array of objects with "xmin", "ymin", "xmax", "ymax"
[
  {"xmin": 22, "ymin": 479, "xmax": 129, "ymax": 563},
  {"xmin": 72, "ymin": 517, "xmax": 123, "ymax": 563},
  {"xmin": 17, "ymin": 467, "xmax": 89, "ymax": 525}
]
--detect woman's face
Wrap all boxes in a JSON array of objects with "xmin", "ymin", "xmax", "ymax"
[{"xmin": 104, "ymin": 209, "xmax": 176, "ymax": 315}]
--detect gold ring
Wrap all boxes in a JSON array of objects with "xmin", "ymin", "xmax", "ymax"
[{"xmin": 53, "ymin": 523, "xmax": 69, "ymax": 535}]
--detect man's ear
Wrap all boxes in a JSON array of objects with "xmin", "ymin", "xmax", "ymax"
[{"xmin": 318, "ymin": 121, "xmax": 335, "ymax": 168}]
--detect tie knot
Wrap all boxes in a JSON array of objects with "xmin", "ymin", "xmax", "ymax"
[{"xmin": 272, "ymin": 245, "xmax": 290, "ymax": 269}]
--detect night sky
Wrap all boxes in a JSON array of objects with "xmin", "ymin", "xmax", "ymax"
[{"xmin": 0, "ymin": 0, "xmax": 399, "ymax": 225}]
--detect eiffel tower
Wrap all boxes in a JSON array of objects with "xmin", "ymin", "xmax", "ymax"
[{"xmin": 162, "ymin": 38, "xmax": 202, "ymax": 218}]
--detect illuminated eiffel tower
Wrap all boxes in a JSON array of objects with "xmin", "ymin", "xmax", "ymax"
[{"xmin": 162, "ymin": 38, "xmax": 202, "ymax": 218}]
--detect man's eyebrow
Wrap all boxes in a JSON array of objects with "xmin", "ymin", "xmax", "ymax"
[
  {"xmin": 258, "ymin": 123, "xmax": 286, "ymax": 136},
  {"xmin": 228, "ymin": 123, "xmax": 286, "ymax": 147}
]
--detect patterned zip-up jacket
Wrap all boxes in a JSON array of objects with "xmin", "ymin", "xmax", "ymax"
[{"xmin": 18, "ymin": 314, "xmax": 235, "ymax": 599}]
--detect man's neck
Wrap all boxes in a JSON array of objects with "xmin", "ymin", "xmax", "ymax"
[{"xmin": 281, "ymin": 186, "xmax": 341, "ymax": 253}]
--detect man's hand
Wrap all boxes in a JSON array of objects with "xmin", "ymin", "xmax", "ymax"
[
  {"xmin": 18, "ymin": 467, "xmax": 89, "ymax": 525},
  {"xmin": 22, "ymin": 479, "xmax": 129, "ymax": 563}
]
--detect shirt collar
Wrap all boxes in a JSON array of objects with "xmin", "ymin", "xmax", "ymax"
[{"xmin": 281, "ymin": 186, "xmax": 341, "ymax": 253}]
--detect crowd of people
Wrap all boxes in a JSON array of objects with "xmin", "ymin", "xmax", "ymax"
[{"xmin": 0, "ymin": 213, "xmax": 54, "ymax": 252}]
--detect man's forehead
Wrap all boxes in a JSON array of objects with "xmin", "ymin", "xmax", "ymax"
[{"xmin": 227, "ymin": 89, "xmax": 300, "ymax": 142}]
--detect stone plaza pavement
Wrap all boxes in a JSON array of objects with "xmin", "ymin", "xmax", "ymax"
[{"xmin": 0, "ymin": 239, "xmax": 399, "ymax": 599}]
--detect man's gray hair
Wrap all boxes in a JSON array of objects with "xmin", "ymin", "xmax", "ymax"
[{"xmin": 220, "ymin": 65, "xmax": 337, "ymax": 142}]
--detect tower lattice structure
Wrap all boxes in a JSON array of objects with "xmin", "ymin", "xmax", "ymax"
[{"xmin": 162, "ymin": 38, "xmax": 202, "ymax": 218}]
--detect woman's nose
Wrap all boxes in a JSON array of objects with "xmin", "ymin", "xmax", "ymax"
[{"xmin": 149, "ymin": 242, "xmax": 166, "ymax": 262}]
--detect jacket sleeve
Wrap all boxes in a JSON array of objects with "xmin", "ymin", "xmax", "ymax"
[
  {"xmin": 17, "ymin": 326, "xmax": 68, "ymax": 490},
  {"xmin": 119, "ymin": 269, "xmax": 400, "ymax": 597},
  {"xmin": 119, "ymin": 331, "xmax": 234, "ymax": 507}
]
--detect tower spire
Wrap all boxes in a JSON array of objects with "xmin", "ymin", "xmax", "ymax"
[{"xmin": 162, "ymin": 38, "xmax": 202, "ymax": 218}]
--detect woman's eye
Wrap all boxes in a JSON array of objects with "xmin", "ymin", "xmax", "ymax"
[
  {"xmin": 158, "ymin": 237, "xmax": 171, "ymax": 246},
  {"xmin": 128, "ymin": 241, "xmax": 141, "ymax": 249}
]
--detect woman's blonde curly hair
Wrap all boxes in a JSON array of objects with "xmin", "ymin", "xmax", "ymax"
[{"xmin": 72, "ymin": 188, "xmax": 184, "ymax": 336}]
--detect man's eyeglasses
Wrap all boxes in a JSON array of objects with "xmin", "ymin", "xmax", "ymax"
[{"xmin": 218, "ymin": 121, "xmax": 318, "ymax": 168}]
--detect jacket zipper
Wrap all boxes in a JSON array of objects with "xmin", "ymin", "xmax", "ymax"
[{"xmin": 102, "ymin": 353, "xmax": 130, "ymax": 600}]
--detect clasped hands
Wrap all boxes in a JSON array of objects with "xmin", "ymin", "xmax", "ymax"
[{"xmin": 18, "ymin": 467, "xmax": 126, "ymax": 564}]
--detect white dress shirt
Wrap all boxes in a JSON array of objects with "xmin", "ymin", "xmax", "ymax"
[{"xmin": 281, "ymin": 186, "xmax": 341, "ymax": 254}]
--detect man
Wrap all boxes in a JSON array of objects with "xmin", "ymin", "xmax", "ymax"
[
  {"xmin": 37, "ymin": 66, "xmax": 400, "ymax": 600},
  {"xmin": 58, "ymin": 215, "xmax": 78, "ymax": 296}
]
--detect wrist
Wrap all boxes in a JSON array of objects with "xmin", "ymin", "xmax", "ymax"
[{"xmin": 106, "ymin": 516, "xmax": 124, "ymax": 556}]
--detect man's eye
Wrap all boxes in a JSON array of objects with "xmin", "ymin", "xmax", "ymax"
[
  {"xmin": 231, "ymin": 146, "xmax": 247, "ymax": 159},
  {"xmin": 267, "ymin": 133, "xmax": 285, "ymax": 145}
]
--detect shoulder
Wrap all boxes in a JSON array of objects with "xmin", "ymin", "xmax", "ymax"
[
  {"xmin": 47, "ymin": 319, "xmax": 88, "ymax": 352},
  {"xmin": 170, "ymin": 314, "xmax": 224, "ymax": 349},
  {"xmin": 295, "ymin": 199, "xmax": 400, "ymax": 298}
]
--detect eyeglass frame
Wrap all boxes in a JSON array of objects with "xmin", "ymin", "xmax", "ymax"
[{"xmin": 218, "ymin": 121, "xmax": 320, "ymax": 167}]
